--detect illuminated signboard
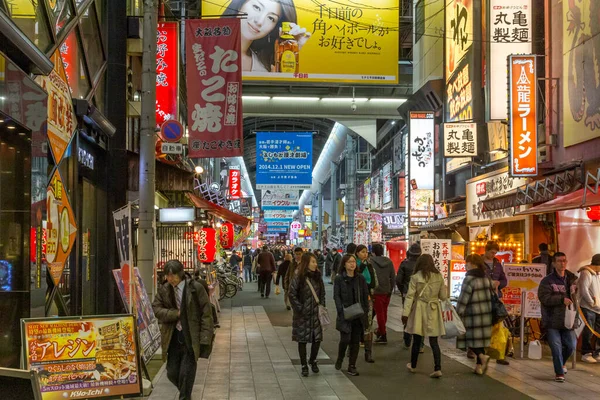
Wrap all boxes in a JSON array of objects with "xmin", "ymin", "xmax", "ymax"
[
  {"xmin": 409, "ymin": 112, "xmax": 434, "ymax": 227},
  {"xmin": 156, "ymin": 22, "xmax": 179, "ymax": 126}
]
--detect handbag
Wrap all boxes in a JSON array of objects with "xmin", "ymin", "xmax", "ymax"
[
  {"xmin": 343, "ymin": 302, "xmax": 364, "ymax": 321},
  {"xmin": 564, "ymin": 303, "xmax": 577, "ymax": 329},
  {"xmin": 490, "ymin": 283, "xmax": 508, "ymax": 325},
  {"xmin": 441, "ymin": 299, "xmax": 466, "ymax": 339},
  {"xmin": 274, "ymin": 285, "xmax": 281, "ymax": 295},
  {"xmin": 307, "ymin": 279, "xmax": 331, "ymax": 330}
]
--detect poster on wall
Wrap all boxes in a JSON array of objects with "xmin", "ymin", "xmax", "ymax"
[
  {"xmin": 202, "ymin": 0, "xmax": 399, "ymax": 84},
  {"xmin": 261, "ymin": 190, "xmax": 299, "ymax": 209},
  {"xmin": 46, "ymin": 168, "xmax": 77, "ymax": 286},
  {"xmin": 21, "ymin": 315, "xmax": 142, "ymax": 399},
  {"xmin": 489, "ymin": 0, "xmax": 532, "ymax": 120},
  {"xmin": 421, "ymin": 239, "xmax": 451, "ymax": 281},
  {"xmin": 156, "ymin": 22, "xmax": 179, "ymax": 126},
  {"xmin": 370, "ymin": 213, "xmax": 383, "ymax": 243},
  {"xmin": 382, "ymin": 162, "xmax": 392, "ymax": 208},
  {"xmin": 443, "ymin": 122, "xmax": 477, "ymax": 157},
  {"xmin": 255, "ymin": 131, "xmax": 313, "ymax": 189},
  {"xmin": 353, "ymin": 211, "xmax": 370, "ymax": 245},
  {"xmin": 185, "ymin": 19, "xmax": 243, "ymax": 158}
]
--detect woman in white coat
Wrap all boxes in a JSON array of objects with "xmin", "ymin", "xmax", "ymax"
[{"xmin": 402, "ymin": 254, "xmax": 448, "ymax": 378}]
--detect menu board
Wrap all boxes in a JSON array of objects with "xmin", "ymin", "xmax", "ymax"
[{"xmin": 21, "ymin": 315, "xmax": 142, "ymax": 400}]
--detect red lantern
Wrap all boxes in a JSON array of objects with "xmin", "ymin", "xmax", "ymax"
[
  {"xmin": 197, "ymin": 228, "xmax": 217, "ymax": 263},
  {"xmin": 220, "ymin": 222, "xmax": 234, "ymax": 249},
  {"xmin": 587, "ymin": 206, "xmax": 600, "ymax": 221}
]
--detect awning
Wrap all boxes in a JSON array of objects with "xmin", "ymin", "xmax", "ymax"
[
  {"xmin": 419, "ymin": 210, "xmax": 467, "ymax": 231},
  {"xmin": 481, "ymin": 190, "xmax": 520, "ymax": 212},
  {"xmin": 187, "ymin": 192, "xmax": 251, "ymax": 229},
  {"xmin": 514, "ymin": 188, "xmax": 600, "ymax": 216}
]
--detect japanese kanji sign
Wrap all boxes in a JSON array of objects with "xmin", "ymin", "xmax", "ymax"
[
  {"xmin": 509, "ymin": 55, "xmax": 537, "ymax": 176},
  {"xmin": 421, "ymin": 239, "xmax": 451, "ymax": 281},
  {"xmin": 156, "ymin": 22, "xmax": 179, "ymax": 127},
  {"xmin": 449, "ymin": 260, "xmax": 466, "ymax": 298},
  {"xmin": 21, "ymin": 315, "xmax": 142, "ymax": 399},
  {"xmin": 409, "ymin": 112, "xmax": 434, "ymax": 228},
  {"xmin": 228, "ymin": 166, "xmax": 241, "ymax": 199},
  {"xmin": 186, "ymin": 19, "xmax": 243, "ymax": 158},
  {"xmin": 46, "ymin": 168, "xmax": 77, "ymax": 286},
  {"xmin": 502, "ymin": 263, "xmax": 545, "ymax": 317},
  {"xmin": 444, "ymin": 122, "xmax": 477, "ymax": 157},
  {"xmin": 261, "ymin": 190, "xmax": 300, "ymax": 210},
  {"xmin": 489, "ymin": 0, "xmax": 532, "ymax": 120}
]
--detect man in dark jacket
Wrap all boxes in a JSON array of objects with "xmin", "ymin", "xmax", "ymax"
[
  {"xmin": 533, "ymin": 242, "xmax": 553, "ymax": 276},
  {"xmin": 396, "ymin": 243, "xmax": 421, "ymax": 348},
  {"xmin": 538, "ymin": 252, "xmax": 578, "ymax": 382},
  {"xmin": 257, "ymin": 246, "xmax": 276, "ymax": 298},
  {"xmin": 324, "ymin": 248, "xmax": 333, "ymax": 277},
  {"xmin": 315, "ymin": 249, "xmax": 325, "ymax": 271},
  {"xmin": 371, "ymin": 243, "xmax": 396, "ymax": 344},
  {"xmin": 330, "ymin": 248, "xmax": 342, "ymax": 284},
  {"xmin": 153, "ymin": 260, "xmax": 214, "ymax": 400}
]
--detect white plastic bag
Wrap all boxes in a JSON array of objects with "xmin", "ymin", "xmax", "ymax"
[
  {"xmin": 528, "ymin": 340, "xmax": 543, "ymax": 360},
  {"xmin": 441, "ymin": 299, "xmax": 466, "ymax": 339},
  {"xmin": 564, "ymin": 304, "xmax": 577, "ymax": 329}
]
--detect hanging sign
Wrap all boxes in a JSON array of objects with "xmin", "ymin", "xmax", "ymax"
[
  {"xmin": 421, "ymin": 239, "xmax": 451, "ymax": 281},
  {"xmin": 444, "ymin": 122, "xmax": 477, "ymax": 157},
  {"xmin": 382, "ymin": 162, "xmax": 392, "ymax": 208},
  {"xmin": 228, "ymin": 166, "xmax": 241, "ymax": 199},
  {"xmin": 255, "ymin": 132, "xmax": 313, "ymax": 189},
  {"xmin": 156, "ymin": 22, "xmax": 180, "ymax": 126},
  {"xmin": 353, "ymin": 211, "xmax": 370, "ymax": 245},
  {"xmin": 219, "ymin": 222, "xmax": 234, "ymax": 249},
  {"xmin": 261, "ymin": 190, "xmax": 300, "ymax": 210},
  {"xmin": 46, "ymin": 168, "xmax": 77, "ymax": 286},
  {"xmin": 185, "ymin": 19, "xmax": 243, "ymax": 158},
  {"xmin": 370, "ymin": 213, "xmax": 383, "ymax": 243},
  {"xmin": 509, "ymin": 55, "xmax": 537, "ymax": 176},
  {"xmin": 197, "ymin": 228, "xmax": 217, "ymax": 263}
]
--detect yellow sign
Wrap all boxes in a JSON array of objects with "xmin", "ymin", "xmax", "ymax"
[{"xmin": 203, "ymin": 0, "xmax": 399, "ymax": 84}]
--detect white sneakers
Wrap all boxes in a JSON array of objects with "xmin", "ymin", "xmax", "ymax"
[
  {"xmin": 430, "ymin": 370, "xmax": 443, "ymax": 378},
  {"xmin": 582, "ymin": 354, "xmax": 598, "ymax": 364},
  {"xmin": 406, "ymin": 363, "xmax": 416, "ymax": 373}
]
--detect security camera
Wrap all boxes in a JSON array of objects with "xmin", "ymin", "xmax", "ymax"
[{"xmin": 351, "ymin": 102, "xmax": 357, "ymax": 112}]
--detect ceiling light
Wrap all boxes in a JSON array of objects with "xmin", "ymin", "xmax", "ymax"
[
  {"xmin": 320, "ymin": 97, "xmax": 368, "ymax": 102},
  {"xmin": 18, "ymin": 132, "xmax": 26, "ymax": 136},
  {"xmin": 195, "ymin": 166, "xmax": 204, "ymax": 174},
  {"xmin": 242, "ymin": 95, "xmax": 271, "ymax": 100},
  {"xmin": 154, "ymin": 205, "xmax": 159, "ymax": 210},
  {"xmin": 369, "ymin": 98, "xmax": 407, "ymax": 103},
  {"xmin": 7, "ymin": 125, "xmax": 16, "ymax": 130},
  {"xmin": 272, "ymin": 96, "xmax": 320, "ymax": 101},
  {"xmin": 391, "ymin": 121, "xmax": 396, "ymax": 125},
  {"xmin": 0, "ymin": 119, "xmax": 4, "ymax": 123},
  {"xmin": 0, "ymin": 96, "xmax": 5, "ymax": 101}
]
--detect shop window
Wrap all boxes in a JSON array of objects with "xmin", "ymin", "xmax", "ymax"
[
  {"xmin": 4, "ymin": 0, "xmax": 54, "ymax": 53},
  {"xmin": 80, "ymin": 3, "xmax": 105, "ymax": 81},
  {"xmin": 60, "ymin": 29, "xmax": 91, "ymax": 99},
  {"xmin": 47, "ymin": 0, "xmax": 75, "ymax": 37}
]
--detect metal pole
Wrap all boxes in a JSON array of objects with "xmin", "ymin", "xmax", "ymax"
[
  {"xmin": 319, "ymin": 183, "xmax": 324, "ymax": 250},
  {"xmin": 330, "ymin": 161, "xmax": 337, "ymax": 238},
  {"xmin": 520, "ymin": 291, "xmax": 525, "ymax": 359},
  {"xmin": 345, "ymin": 135, "xmax": 356, "ymax": 244},
  {"xmin": 137, "ymin": 0, "xmax": 158, "ymax": 291}
]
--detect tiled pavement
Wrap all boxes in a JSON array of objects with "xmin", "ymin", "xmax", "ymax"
[{"xmin": 148, "ymin": 306, "xmax": 366, "ymax": 400}]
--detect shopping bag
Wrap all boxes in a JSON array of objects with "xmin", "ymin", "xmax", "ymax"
[
  {"xmin": 564, "ymin": 304, "xmax": 577, "ymax": 329},
  {"xmin": 488, "ymin": 322, "xmax": 509, "ymax": 360},
  {"xmin": 275, "ymin": 285, "xmax": 281, "ymax": 295},
  {"xmin": 441, "ymin": 299, "xmax": 466, "ymax": 339}
]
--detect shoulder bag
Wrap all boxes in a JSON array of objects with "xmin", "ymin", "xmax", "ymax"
[
  {"xmin": 307, "ymin": 279, "xmax": 331, "ymax": 330},
  {"xmin": 490, "ymin": 280, "xmax": 508, "ymax": 325}
]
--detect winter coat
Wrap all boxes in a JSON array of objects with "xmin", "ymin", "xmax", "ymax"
[
  {"xmin": 484, "ymin": 257, "xmax": 508, "ymax": 296},
  {"xmin": 538, "ymin": 270, "xmax": 578, "ymax": 330},
  {"xmin": 358, "ymin": 259, "xmax": 377, "ymax": 294},
  {"xmin": 533, "ymin": 251, "xmax": 553, "ymax": 276},
  {"xmin": 289, "ymin": 270, "xmax": 326, "ymax": 343},
  {"xmin": 325, "ymin": 252, "xmax": 334, "ymax": 271},
  {"xmin": 276, "ymin": 260, "xmax": 290, "ymax": 286},
  {"xmin": 396, "ymin": 255, "xmax": 418, "ymax": 295},
  {"xmin": 257, "ymin": 251, "xmax": 276, "ymax": 274},
  {"xmin": 371, "ymin": 256, "xmax": 396, "ymax": 295},
  {"xmin": 316, "ymin": 254, "xmax": 325, "ymax": 269},
  {"xmin": 577, "ymin": 266, "xmax": 600, "ymax": 313},
  {"xmin": 332, "ymin": 252, "xmax": 342, "ymax": 274},
  {"xmin": 333, "ymin": 271, "xmax": 369, "ymax": 334},
  {"xmin": 456, "ymin": 268, "xmax": 493, "ymax": 349},
  {"xmin": 403, "ymin": 271, "xmax": 447, "ymax": 337},
  {"xmin": 152, "ymin": 279, "xmax": 214, "ymax": 361}
]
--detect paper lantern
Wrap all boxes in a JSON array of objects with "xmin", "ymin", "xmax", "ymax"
[
  {"xmin": 220, "ymin": 222, "xmax": 234, "ymax": 249},
  {"xmin": 197, "ymin": 228, "xmax": 217, "ymax": 263},
  {"xmin": 587, "ymin": 206, "xmax": 600, "ymax": 221}
]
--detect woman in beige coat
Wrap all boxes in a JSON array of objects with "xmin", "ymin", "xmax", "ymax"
[{"xmin": 402, "ymin": 254, "xmax": 448, "ymax": 378}]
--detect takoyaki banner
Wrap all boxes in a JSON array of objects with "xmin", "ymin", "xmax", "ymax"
[
  {"xmin": 21, "ymin": 315, "xmax": 142, "ymax": 400},
  {"xmin": 202, "ymin": 0, "xmax": 399, "ymax": 84}
]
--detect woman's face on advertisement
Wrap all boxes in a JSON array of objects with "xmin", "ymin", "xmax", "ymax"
[{"xmin": 240, "ymin": 0, "xmax": 281, "ymax": 41}]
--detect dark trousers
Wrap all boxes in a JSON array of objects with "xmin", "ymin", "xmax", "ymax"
[
  {"xmin": 298, "ymin": 341, "xmax": 321, "ymax": 365},
  {"xmin": 411, "ymin": 335, "xmax": 441, "ymax": 371},
  {"xmin": 338, "ymin": 320, "xmax": 362, "ymax": 367},
  {"xmin": 581, "ymin": 307, "xmax": 600, "ymax": 356},
  {"xmin": 471, "ymin": 347, "xmax": 486, "ymax": 365},
  {"xmin": 167, "ymin": 330, "xmax": 197, "ymax": 400},
  {"xmin": 259, "ymin": 272, "xmax": 272, "ymax": 297}
]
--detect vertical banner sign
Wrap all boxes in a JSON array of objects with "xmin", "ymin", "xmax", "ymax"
[
  {"xmin": 421, "ymin": 239, "xmax": 451, "ymax": 281},
  {"xmin": 113, "ymin": 204, "xmax": 134, "ymax": 311},
  {"xmin": 393, "ymin": 134, "xmax": 403, "ymax": 173},
  {"xmin": 382, "ymin": 162, "xmax": 392, "ymax": 208},
  {"xmin": 186, "ymin": 19, "xmax": 243, "ymax": 158},
  {"xmin": 35, "ymin": 51, "xmax": 76, "ymax": 165},
  {"xmin": 370, "ymin": 213, "xmax": 383, "ymax": 243},
  {"xmin": 46, "ymin": 169, "xmax": 77, "ymax": 286},
  {"xmin": 228, "ymin": 166, "xmax": 241, "ymax": 199},
  {"xmin": 509, "ymin": 55, "xmax": 537, "ymax": 176},
  {"xmin": 409, "ymin": 112, "xmax": 435, "ymax": 227},
  {"xmin": 156, "ymin": 22, "xmax": 179, "ymax": 126},
  {"xmin": 22, "ymin": 315, "xmax": 142, "ymax": 399},
  {"xmin": 443, "ymin": 122, "xmax": 477, "ymax": 157},
  {"xmin": 489, "ymin": 0, "xmax": 532, "ymax": 120},
  {"xmin": 371, "ymin": 173, "xmax": 380, "ymax": 210},
  {"xmin": 353, "ymin": 211, "xmax": 370, "ymax": 245},
  {"xmin": 449, "ymin": 260, "xmax": 467, "ymax": 298},
  {"xmin": 363, "ymin": 178, "xmax": 371, "ymax": 212},
  {"xmin": 445, "ymin": 0, "xmax": 474, "ymax": 122}
]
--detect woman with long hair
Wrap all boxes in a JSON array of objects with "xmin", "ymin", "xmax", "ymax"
[
  {"xmin": 456, "ymin": 254, "xmax": 494, "ymax": 375},
  {"xmin": 334, "ymin": 255, "xmax": 369, "ymax": 376},
  {"xmin": 276, "ymin": 253, "xmax": 293, "ymax": 310},
  {"xmin": 222, "ymin": 0, "xmax": 311, "ymax": 71},
  {"xmin": 355, "ymin": 244, "xmax": 377, "ymax": 363},
  {"xmin": 288, "ymin": 252, "xmax": 326, "ymax": 377},
  {"xmin": 402, "ymin": 254, "xmax": 447, "ymax": 378}
]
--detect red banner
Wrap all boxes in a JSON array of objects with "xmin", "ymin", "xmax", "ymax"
[
  {"xmin": 228, "ymin": 167, "xmax": 241, "ymax": 199},
  {"xmin": 156, "ymin": 22, "xmax": 179, "ymax": 126},
  {"xmin": 185, "ymin": 19, "xmax": 243, "ymax": 158},
  {"xmin": 220, "ymin": 222, "xmax": 234, "ymax": 249}
]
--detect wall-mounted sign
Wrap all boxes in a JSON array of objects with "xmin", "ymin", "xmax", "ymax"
[
  {"xmin": 409, "ymin": 112, "xmax": 434, "ymax": 228},
  {"xmin": 449, "ymin": 260, "xmax": 467, "ymax": 298},
  {"xmin": 160, "ymin": 142, "xmax": 183, "ymax": 154},
  {"xmin": 509, "ymin": 54, "xmax": 537, "ymax": 176},
  {"xmin": 156, "ymin": 23, "xmax": 180, "ymax": 126},
  {"xmin": 78, "ymin": 148, "xmax": 95, "ymax": 170},
  {"xmin": 363, "ymin": 178, "xmax": 371, "ymax": 212},
  {"xmin": 443, "ymin": 122, "xmax": 477, "ymax": 157},
  {"xmin": 228, "ymin": 166, "xmax": 241, "ymax": 199},
  {"xmin": 489, "ymin": 0, "xmax": 532, "ymax": 120},
  {"xmin": 421, "ymin": 239, "xmax": 451, "ymax": 281},
  {"xmin": 382, "ymin": 212, "xmax": 406, "ymax": 231},
  {"xmin": 382, "ymin": 162, "xmax": 392, "ymax": 208},
  {"xmin": 159, "ymin": 208, "xmax": 195, "ymax": 223},
  {"xmin": 393, "ymin": 134, "xmax": 403, "ymax": 173},
  {"xmin": 264, "ymin": 210, "xmax": 294, "ymax": 221},
  {"xmin": 371, "ymin": 173, "xmax": 381, "ymax": 211}
]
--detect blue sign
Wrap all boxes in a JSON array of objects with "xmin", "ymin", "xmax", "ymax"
[
  {"xmin": 267, "ymin": 227, "xmax": 288, "ymax": 233},
  {"xmin": 256, "ymin": 132, "xmax": 313, "ymax": 190},
  {"xmin": 161, "ymin": 120, "xmax": 184, "ymax": 143}
]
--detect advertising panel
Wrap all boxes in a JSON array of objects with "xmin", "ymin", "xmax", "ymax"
[
  {"xmin": 371, "ymin": 173, "xmax": 381, "ymax": 211},
  {"xmin": 489, "ymin": 0, "xmax": 532, "ymax": 120},
  {"xmin": 370, "ymin": 213, "xmax": 383, "ymax": 243},
  {"xmin": 393, "ymin": 133, "xmax": 403, "ymax": 173},
  {"xmin": 156, "ymin": 22, "xmax": 179, "ymax": 126},
  {"xmin": 46, "ymin": 168, "xmax": 77, "ymax": 286},
  {"xmin": 185, "ymin": 19, "xmax": 243, "ymax": 158},
  {"xmin": 202, "ymin": 0, "xmax": 399, "ymax": 84},
  {"xmin": 443, "ymin": 122, "xmax": 477, "ymax": 157},
  {"xmin": 409, "ymin": 112, "xmax": 434, "ymax": 227},
  {"xmin": 502, "ymin": 263, "xmax": 545, "ymax": 317},
  {"xmin": 363, "ymin": 178, "xmax": 371, "ymax": 212},
  {"xmin": 263, "ymin": 210, "xmax": 295, "ymax": 221},
  {"xmin": 353, "ymin": 211, "xmax": 370, "ymax": 245},
  {"xmin": 509, "ymin": 55, "xmax": 537, "ymax": 176},
  {"xmin": 255, "ymin": 132, "xmax": 313, "ymax": 189},
  {"xmin": 21, "ymin": 315, "xmax": 142, "ymax": 400},
  {"xmin": 449, "ymin": 260, "xmax": 467, "ymax": 298},
  {"xmin": 261, "ymin": 190, "xmax": 299, "ymax": 210},
  {"xmin": 382, "ymin": 162, "xmax": 392, "ymax": 208},
  {"xmin": 112, "ymin": 268, "xmax": 161, "ymax": 364},
  {"xmin": 113, "ymin": 204, "xmax": 134, "ymax": 309},
  {"xmin": 382, "ymin": 211, "xmax": 406, "ymax": 232},
  {"xmin": 421, "ymin": 239, "xmax": 451, "ymax": 281},
  {"xmin": 228, "ymin": 166, "xmax": 241, "ymax": 199}
]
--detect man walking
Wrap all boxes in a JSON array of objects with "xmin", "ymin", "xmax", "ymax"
[
  {"xmin": 229, "ymin": 250, "xmax": 242, "ymax": 277},
  {"xmin": 257, "ymin": 246, "xmax": 277, "ymax": 298},
  {"xmin": 371, "ymin": 243, "xmax": 396, "ymax": 344},
  {"xmin": 153, "ymin": 260, "xmax": 214, "ymax": 399},
  {"xmin": 396, "ymin": 243, "xmax": 421, "ymax": 348},
  {"xmin": 324, "ymin": 248, "xmax": 333, "ymax": 278},
  {"xmin": 329, "ymin": 248, "xmax": 342, "ymax": 284},
  {"xmin": 533, "ymin": 243, "xmax": 553, "ymax": 276},
  {"xmin": 577, "ymin": 254, "xmax": 600, "ymax": 363},
  {"xmin": 315, "ymin": 249, "xmax": 325, "ymax": 272},
  {"xmin": 538, "ymin": 252, "xmax": 578, "ymax": 382}
]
